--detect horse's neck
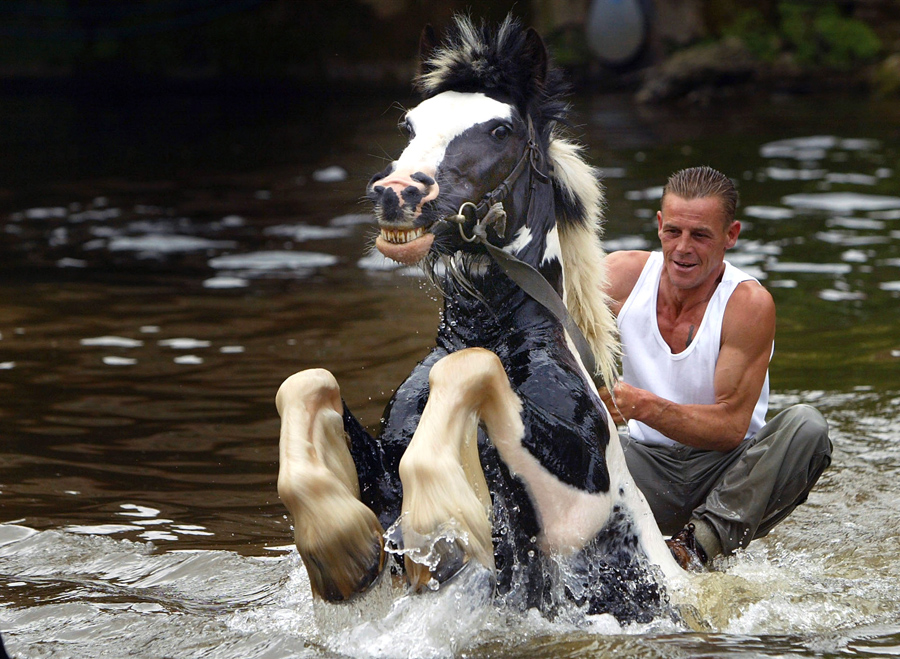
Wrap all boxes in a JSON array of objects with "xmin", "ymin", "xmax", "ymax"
[{"xmin": 437, "ymin": 259, "xmax": 563, "ymax": 347}]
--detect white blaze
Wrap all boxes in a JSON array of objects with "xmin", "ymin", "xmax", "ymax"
[{"xmin": 396, "ymin": 91, "xmax": 513, "ymax": 173}]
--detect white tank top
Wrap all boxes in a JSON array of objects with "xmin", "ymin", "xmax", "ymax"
[{"xmin": 617, "ymin": 251, "xmax": 770, "ymax": 447}]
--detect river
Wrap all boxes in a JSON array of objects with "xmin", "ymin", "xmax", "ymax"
[{"xmin": 0, "ymin": 84, "xmax": 898, "ymax": 658}]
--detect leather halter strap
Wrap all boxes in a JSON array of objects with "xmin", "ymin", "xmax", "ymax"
[{"xmin": 470, "ymin": 115, "xmax": 550, "ymax": 221}]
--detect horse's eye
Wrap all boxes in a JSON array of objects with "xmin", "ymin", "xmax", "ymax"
[
  {"xmin": 491, "ymin": 124, "xmax": 511, "ymax": 141},
  {"xmin": 400, "ymin": 119, "xmax": 415, "ymax": 140}
]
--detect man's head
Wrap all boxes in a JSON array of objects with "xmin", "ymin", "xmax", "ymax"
[
  {"xmin": 657, "ymin": 166, "xmax": 741, "ymax": 291},
  {"xmin": 661, "ymin": 166, "xmax": 738, "ymax": 226}
]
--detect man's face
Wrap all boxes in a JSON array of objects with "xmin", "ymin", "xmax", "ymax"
[{"xmin": 656, "ymin": 194, "xmax": 740, "ymax": 291}]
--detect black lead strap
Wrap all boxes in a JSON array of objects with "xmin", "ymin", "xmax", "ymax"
[{"xmin": 445, "ymin": 202, "xmax": 603, "ymax": 387}]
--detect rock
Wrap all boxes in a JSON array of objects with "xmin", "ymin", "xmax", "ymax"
[
  {"xmin": 636, "ymin": 37, "xmax": 759, "ymax": 103},
  {"xmin": 873, "ymin": 53, "xmax": 900, "ymax": 97}
]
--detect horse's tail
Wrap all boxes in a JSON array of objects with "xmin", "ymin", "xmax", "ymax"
[{"xmin": 549, "ymin": 136, "xmax": 621, "ymax": 388}]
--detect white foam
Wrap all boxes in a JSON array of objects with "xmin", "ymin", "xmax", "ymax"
[
  {"xmin": 605, "ymin": 235, "xmax": 651, "ymax": 251},
  {"xmin": 743, "ymin": 206, "xmax": 795, "ymax": 220},
  {"xmin": 841, "ymin": 249, "xmax": 869, "ymax": 263},
  {"xmin": 174, "ymin": 355, "xmax": 204, "ymax": 365},
  {"xmin": 782, "ymin": 193, "xmax": 900, "ymax": 212},
  {"xmin": 81, "ymin": 336, "xmax": 144, "ymax": 348},
  {"xmin": 118, "ymin": 504, "xmax": 161, "ymax": 518},
  {"xmin": 825, "ymin": 172, "xmax": 878, "ymax": 186},
  {"xmin": 766, "ymin": 262, "xmax": 852, "ymax": 274},
  {"xmin": 358, "ymin": 251, "xmax": 404, "ymax": 271},
  {"xmin": 263, "ymin": 224, "xmax": 351, "ymax": 241},
  {"xmin": 158, "ymin": 338, "xmax": 211, "ymax": 349},
  {"xmin": 209, "ymin": 251, "xmax": 338, "ymax": 271},
  {"xmin": 64, "ymin": 524, "xmax": 142, "ymax": 535},
  {"xmin": 22, "ymin": 207, "xmax": 68, "ymax": 220},
  {"xmin": 819, "ymin": 289, "xmax": 866, "ymax": 301},
  {"xmin": 764, "ymin": 167, "xmax": 825, "ymax": 181},
  {"xmin": 203, "ymin": 276, "xmax": 249, "ymax": 289},
  {"xmin": 103, "ymin": 356, "xmax": 137, "ymax": 366},
  {"xmin": 625, "ymin": 186, "xmax": 664, "ymax": 201},
  {"xmin": 330, "ymin": 213, "xmax": 375, "ymax": 226},
  {"xmin": 826, "ymin": 217, "xmax": 886, "ymax": 230},
  {"xmin": 312, "ymin": 166, "xmax": 349, "ymax": 183},
  {"xmin": 57, "ymin": 257, "xmax": 87, "ymax": 268},
  {"xmin": 108, "ymin": 235, "xmax": 236, "ymax": 253},
  {"xmin": 815, "ymin": 231, "xmax": 889, "ymax": 246}
]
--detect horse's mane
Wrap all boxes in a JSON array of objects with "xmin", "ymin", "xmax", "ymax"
[{"xmin": 416, "ymin": 15, "xmax": 620, "ymax": 386}]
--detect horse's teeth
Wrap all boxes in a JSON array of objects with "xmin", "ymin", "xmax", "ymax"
[{"xmin": 380, "ymin": 227, "xmax": 424, "ymax": 244}]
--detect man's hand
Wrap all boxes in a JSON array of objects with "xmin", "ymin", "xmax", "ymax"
[{"xmin": 598, "ymin": 382, "xmax": 643, "ymax": 426}]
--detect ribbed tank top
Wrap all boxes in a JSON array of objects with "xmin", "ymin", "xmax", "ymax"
[{"xmin": 617, "ymin": 252, "xmax": 770, "ymax": 447}]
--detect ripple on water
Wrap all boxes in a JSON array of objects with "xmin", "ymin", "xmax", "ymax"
[
  {"xmin": 107, "ymin": 235, "xmax": 237, "ymax": 253},
  {"xmin": 743, "ymin": 205, "xmax": 796, "ymax": 220},
  {"xmin": 208, "ymin": 250, "xmax": 339, "ymax": 278},
  {"xmin": 782, "ymin": 192, "xmax": 900, "ymax": 213}
]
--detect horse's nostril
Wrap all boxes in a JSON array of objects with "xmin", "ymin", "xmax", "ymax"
[
  {"xmin": 402, "ymin": 185, "xmax": 425, "ymax": 207},
  {"xmin": 374, "ymin": 185, "xmax": 385, "ymax": 194},
  {"xmin": 411, "ymin": 172, "xmax": 435, "ymax": 187}
]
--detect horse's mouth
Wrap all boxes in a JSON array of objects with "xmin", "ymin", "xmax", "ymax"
[{"xmin": 376, "ymin": 224, "xmax": 435, "ymax": 265}]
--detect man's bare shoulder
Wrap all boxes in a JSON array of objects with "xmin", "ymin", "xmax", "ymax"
[
  {"xmin": 604, "ymin": 250, "xmax": 652, "ymax": 313},
  {"xmin": 723, "ymin": 280, "xmax": 776, "ymax": 345}
]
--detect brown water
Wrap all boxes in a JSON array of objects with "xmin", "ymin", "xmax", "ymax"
[{"xmin": 0, "ymin": 86, "xmax": 898, "ymax": 658}]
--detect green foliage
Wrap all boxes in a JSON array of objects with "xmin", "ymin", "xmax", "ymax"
[
  {"xmin": 810, "ymin": 4, "xmax": 882, "ymax": 68},
  {"xmin": 723, "ymin": 8, "xmax": 780, "ymax": 62},
  {"xmin": 725, "ymin": 1, "xmax": 882, "ymax": 70}
]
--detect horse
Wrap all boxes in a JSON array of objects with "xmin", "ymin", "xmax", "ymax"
[{"xmin": 276, "ymin": 15, "xmax": 684, "ymax": 623}]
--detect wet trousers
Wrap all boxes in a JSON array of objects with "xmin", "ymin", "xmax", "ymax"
[{"xmin": 621, "ymin": 404, "xmax": 833, "ymax": 556}]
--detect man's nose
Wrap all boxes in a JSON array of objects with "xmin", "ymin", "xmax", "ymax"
[{"xmin": 675, "ymin": 232, "xmax": 692, "ymax": 252}]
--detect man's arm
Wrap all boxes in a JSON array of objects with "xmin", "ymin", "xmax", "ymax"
[{"xmin": 605, "ymin": 281, "xmax": 775, "ymax": 452}]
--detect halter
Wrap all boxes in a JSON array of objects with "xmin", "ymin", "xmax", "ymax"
[
  {"xmin": 466, "ymin": 115, "xmax": 550, "ymax": 223},
  {"xmin": 442, "ymin": 114, "xmax": 548, "ymax": 241},
  {"xmin": 439, "ymin": 116, "xmax": 605, "ymax": 386}
]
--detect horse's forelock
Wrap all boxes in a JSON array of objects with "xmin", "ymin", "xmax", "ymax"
[{"xmin": 416, "ymin": 15, "xmax": 566, "ymax": 127}]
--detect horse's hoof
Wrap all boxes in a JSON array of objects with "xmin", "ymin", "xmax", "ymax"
[
  {"xmin": 304, "ymin": 531, "xmax": 386, "ymax": 603},
  {"xmin": 405, "ymin": 536, "xmax": 469, "ymax": 592},
  {"xmin": 293, "ymin": 499, "xmax": 387, "ymax": 603}
]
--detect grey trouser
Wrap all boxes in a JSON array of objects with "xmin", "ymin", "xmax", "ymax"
[{"xmin": 621, "ymin": 404, "xmax": 833, "ymax": 555}]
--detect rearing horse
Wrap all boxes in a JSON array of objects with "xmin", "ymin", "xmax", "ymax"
[{"xmin": 277, "ymin": 15, "xmax": 683, "ymax": 623}]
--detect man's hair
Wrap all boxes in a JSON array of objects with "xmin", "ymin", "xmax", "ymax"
[{"xmin": 661, "ymin": 166, "xmax": 738, "ymax": 225}]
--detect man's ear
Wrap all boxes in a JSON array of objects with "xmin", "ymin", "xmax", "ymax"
[{"xmin": 726, "ymin": 220, "xmax": 741, "ymax": 249}]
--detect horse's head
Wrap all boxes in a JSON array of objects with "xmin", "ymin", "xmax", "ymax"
[{"xmin": 368, "ymin": 16, "xmax": 560, "ymax": 267}]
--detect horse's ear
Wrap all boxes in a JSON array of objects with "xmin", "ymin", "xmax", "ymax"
[
  {"xmin": 418, "ymin": 24, "xmax": 438, "ymax": 77},
  {"xmin": 523, "ymin": 27, "xmax": 548, "ymax": 88}
]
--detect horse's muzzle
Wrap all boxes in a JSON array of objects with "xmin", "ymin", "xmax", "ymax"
[
  {"xmin": 370, "ymin": 167, "xmax": 440, "ymax": 264},
  {"xmin": 369, "ymin": 167, "xmax": 440, "ymax": 223}
]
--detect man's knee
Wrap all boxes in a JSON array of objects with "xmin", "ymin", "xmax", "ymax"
[{"xmin": 786, "ymin": 404, "xmax": 832, "ymax": 455}]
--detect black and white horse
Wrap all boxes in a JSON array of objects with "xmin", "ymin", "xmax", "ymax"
[{"xmin": 277, "ymin": 15, "xmax": 683, "ymax": 623}]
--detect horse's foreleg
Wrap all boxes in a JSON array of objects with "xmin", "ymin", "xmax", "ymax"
[
  {"xmin": 276, "ymin": 369, "xmax": 385, "ymax": 601},
  {"xmin": 398, "ymin": 348, "xmax": 524, "ymax": 591}
]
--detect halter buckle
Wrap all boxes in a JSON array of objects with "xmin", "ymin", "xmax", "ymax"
[{"xmin": 445, "ymin": 201, "xmax": 506, "ymax": 243}]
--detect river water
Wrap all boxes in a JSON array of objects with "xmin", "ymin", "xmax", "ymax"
[{"xmin": 0, "ymin": 85, "xmax": 898, "ymax": 658}]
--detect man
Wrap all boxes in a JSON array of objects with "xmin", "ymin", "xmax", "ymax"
[{"xmin": 600, "ymin": 166, "xmax": 832, "ymax": 570}]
